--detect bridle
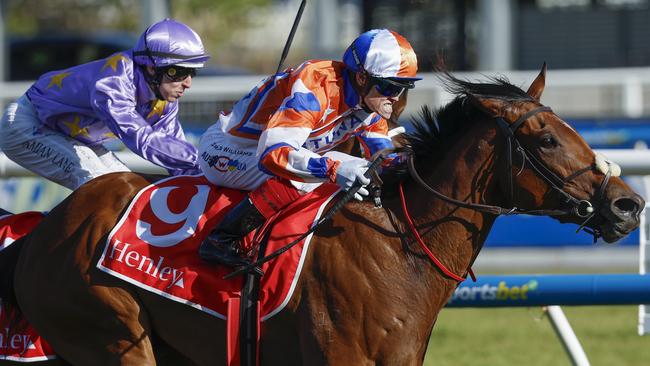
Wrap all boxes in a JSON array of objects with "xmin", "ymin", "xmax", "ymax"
[
  {"xmin": 398, "ymin": 105, "xmax": 613, "ymax": 282},
  {"xmin": 405, "ymin": 105, "xmax": 612, "ymax": 241},
  {"xmin": 230, "ymin": 106, "xmax": 613, "ymax": 282}
]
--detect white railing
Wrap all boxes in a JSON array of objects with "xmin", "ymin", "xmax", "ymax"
[
  {"xmin": 3, "ymin": 67, "xmax": 650, "ymax": 118},
  {"xmin": 640, "ymin": 203, "xmax": 650, "ymax": 335},
  {"xmin": 3, "ymin": 149, "xmax": 650, "ymax": 178}
]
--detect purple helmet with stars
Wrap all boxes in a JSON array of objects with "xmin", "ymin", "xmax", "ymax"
[{"xmin": 133, "ymin": 18, "xmax": 210, "ymax": 69}]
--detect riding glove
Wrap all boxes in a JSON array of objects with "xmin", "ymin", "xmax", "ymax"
[{"xmin": 334, "ymin": 157, "xmax": 371, "ymax": 201}]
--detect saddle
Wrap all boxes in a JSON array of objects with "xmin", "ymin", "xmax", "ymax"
[
  {"xmin": 1, "ymin": 176, "xmax": 342, "ymax": 365},
  {"xmin": 96, "ymin": 174, "xmax": 340, "ymax": 364}
]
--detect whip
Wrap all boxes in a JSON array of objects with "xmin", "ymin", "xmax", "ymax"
[{"xmin": 276, "ymin": 0, "xmax": 307, "ymax": 74}]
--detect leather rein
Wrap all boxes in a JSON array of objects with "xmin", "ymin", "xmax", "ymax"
[{"xmin": 399, "ymin": 106, "xmax": 612, "ymax": 281}]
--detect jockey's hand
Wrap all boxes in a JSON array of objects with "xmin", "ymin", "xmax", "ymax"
[{"xmin": 335, "ymin": 158, "xmax": 371, "ymax": 201}]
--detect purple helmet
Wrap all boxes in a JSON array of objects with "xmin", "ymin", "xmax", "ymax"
[{"xmin": 133, "ymin": 18, "xmax": 209, "ymax": 68}]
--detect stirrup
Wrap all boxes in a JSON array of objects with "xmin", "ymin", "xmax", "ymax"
[{"xmin": 199, "ymin": 237, "xmax": 251, "ymax": 267}]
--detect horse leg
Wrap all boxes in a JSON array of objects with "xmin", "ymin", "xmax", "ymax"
[
  {"xmin": 151, "ymin": 332, "xmax": 199, "ymax": 366},
  {"xmin": 137, "ymin": 289, "xmax": 226, "ymax": 366},
  {"xmin": 15, "ymin": 266, "xmax": 159, "ymax": 365},
  {"xmin": 261, "ymin": 309, "xmax": 304, "ymax": 365}
]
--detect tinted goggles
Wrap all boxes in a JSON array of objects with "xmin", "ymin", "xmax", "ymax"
[
  {"xmin": 161, "ymin": 66, "xmax": 197, "ymax": 82},
  {"xmin": 369, "ymin": 76, "xmax": 413, "ymax": 97}
]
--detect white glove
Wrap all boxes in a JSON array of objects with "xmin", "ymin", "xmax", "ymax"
[{"xmin": 335, "ymin": 158, "xmax": 371, "ymax": 201}]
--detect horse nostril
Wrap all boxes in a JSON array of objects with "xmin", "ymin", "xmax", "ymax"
[{"xmin": 612, "ymin": 197, "xmax": 640, "ymax": 216}]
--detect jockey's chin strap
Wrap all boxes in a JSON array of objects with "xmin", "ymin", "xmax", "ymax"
[{"xmin": 406, "ymin": 105, "xmax": 612, "ymax": 243}]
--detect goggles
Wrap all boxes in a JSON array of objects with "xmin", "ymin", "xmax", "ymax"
[
  {"xmin": 369, "ymin": 76, "xmax": 414, "ymax": 98},
  {"xmin": 160, "ymin": 66, "xmax": 197, "ymax": 82}
]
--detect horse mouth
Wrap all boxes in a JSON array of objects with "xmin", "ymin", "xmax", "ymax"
[
  {"xmin": 598, "ymin": 218, "xmax": 637, "ymax": 244},
  {"xmin": 599, "ymin": 224, "xmax": 626, "ymax": 243}
]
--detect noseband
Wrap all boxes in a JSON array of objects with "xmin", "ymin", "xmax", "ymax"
[{"xmin": 407, "ymin": 106, "xmax": 612, "ymax": 241}]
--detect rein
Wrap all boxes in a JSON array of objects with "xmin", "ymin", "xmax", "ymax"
[
  {"xmin": 396, "ymin": 106, "xmax": 615, "ymax": 281},
  {"xmin": 229, "ymin": 107, "xmax": 611, "ymax": 281},
  {"xmin": 494, "ymin": 106, "xmax": 610, "ymax": 222},
  {"xmin": 223, "ymin": 155, "xmax": 385, "ymax": 280},
  {"xmin": 398, "ymin": 183, "xmax": 474, "ymax": 282},
  {"xmin": 405, "ymin": 106, "xmax": 612, "ymax": 241}
]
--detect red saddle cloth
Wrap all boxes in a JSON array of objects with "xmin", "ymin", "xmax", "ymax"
[
  {"xmin": 97, "ymin": 174, "xmax": 340, "ymax": 319},
  {"xmin": 0, "ymin": 211, "xmax": 57, "ymax": 362}
]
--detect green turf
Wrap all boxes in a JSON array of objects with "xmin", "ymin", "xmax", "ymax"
[{"xmin": 423, "ymin": 305, "xmax": 650, "ymax": 365}]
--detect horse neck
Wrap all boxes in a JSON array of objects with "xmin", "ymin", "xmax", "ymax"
[
  {"xmin": 396, "ymin": 120, "xmax": 502, "ymax": 279},
  {"xmin": 302, "ymin": 123, "xmax": 504, "ymax": 359}
]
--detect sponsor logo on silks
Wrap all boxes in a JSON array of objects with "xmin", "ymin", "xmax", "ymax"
[
  {"xmin": 201, "ymin": 152, "xmax": 247, "ymax": 172},
  {"xmin": 303, "ymin": 114, "xmax": 365, "ymax": 151},
  {"xmin": 448, "ymin": 280, "xmax": 538, "ymax": 304}
]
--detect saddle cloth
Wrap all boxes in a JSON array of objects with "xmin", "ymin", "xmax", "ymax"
[
  {"xmin": 97, "ymin": 174, "xmax": 340, "ymax": 319},
  {"xmin": 0, "ymin": 211, "xmax": 57, "ymax": 362}
]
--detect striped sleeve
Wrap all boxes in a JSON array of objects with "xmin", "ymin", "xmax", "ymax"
[
  {"xmin": 356, "ymin": 116, "xmax": 394, "ymax": 159},
  {"xmin": 257, "ymin": 75, "xmax": 337, "ymax": 182}
]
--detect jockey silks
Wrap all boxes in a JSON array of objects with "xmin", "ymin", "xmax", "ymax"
[
  {"xmin": 23, "ymin": 51, "xmax": 198, "ymax": 176},
  {"xmin": 198, "ymin": 60, "xmax": 394, "ymax": 190}
]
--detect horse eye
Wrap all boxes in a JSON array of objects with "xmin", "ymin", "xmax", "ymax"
[{"xmin": 540, "ymin": 134, "xmax": 557, "ymax": 148}]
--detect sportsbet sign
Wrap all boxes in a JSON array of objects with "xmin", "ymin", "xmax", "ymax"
[
  {"xmin": 448, "ymin": 279, "xmax": 537, "ymax": 306},
  {"xmin": 446, "ymin": 274, "xmax": 650, "ymax": 307}
]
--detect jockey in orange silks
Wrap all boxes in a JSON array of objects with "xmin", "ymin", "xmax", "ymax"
[{"xmin": 198, "ymin": 29, "xmax": 421, "ymax": 266}]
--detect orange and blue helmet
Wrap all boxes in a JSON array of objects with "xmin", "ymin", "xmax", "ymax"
[{"xmin": 343, "ymin": 29, "xmax": 421, "ymax": 86}]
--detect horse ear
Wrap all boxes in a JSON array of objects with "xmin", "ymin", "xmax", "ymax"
[{"xmin": 526, "ymin": 62, "xmax": 547, "ymax": 101}]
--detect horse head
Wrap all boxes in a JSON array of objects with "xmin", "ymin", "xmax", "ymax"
[{"xmin": 426, "ymin": 63, "xmax": 645, "ymax": 243}]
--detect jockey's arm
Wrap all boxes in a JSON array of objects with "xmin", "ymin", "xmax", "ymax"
[
  {"xmin": 257, "ymin": 116, "xmax": 339, "ymax": 183},
  {"xmin": 255, "ymin": 79, "xmax": 352, "ymax": 183},
  {"xmin": 90, "ymin": 76, "xmax": 199, "ymax": 176},
  {"xmin": 256, "ymin": 66, "xmax": 400, "ymax": 184}
]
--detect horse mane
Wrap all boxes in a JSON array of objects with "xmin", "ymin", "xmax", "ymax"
[{"xmin": 383, "ymin": 72, "xmax": 534, "ymax": 186}]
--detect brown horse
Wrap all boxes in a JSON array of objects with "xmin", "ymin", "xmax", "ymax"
[{"xmin": 1, "ymin": 65, "xmax": 644, "ymax": 365}]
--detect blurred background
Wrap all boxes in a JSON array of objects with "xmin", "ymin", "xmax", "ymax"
[
  {"xmin": 1, "ymin": 1, "xmax": 649, "ymax": 364},
  {"xmin": 2, "ymin": 0, "xmax": 649, "ymax": 270}
]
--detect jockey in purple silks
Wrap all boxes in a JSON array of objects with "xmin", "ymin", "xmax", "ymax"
[{"xmin": 0, "ymin": 18, "xmax": 209, "ymax": 190}]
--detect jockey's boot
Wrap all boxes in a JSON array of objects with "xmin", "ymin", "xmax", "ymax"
[{"xmin": 199, "ymin": 197, "xmax": 266, "ymax": 267}]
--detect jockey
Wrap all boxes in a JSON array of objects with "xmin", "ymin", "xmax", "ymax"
[
  {"xmin": 198, "ymin": 29, "xmax": 421, "ymax": 266},
  {"xmin": 0, "ymin": 18, "xmax": 208, "ymax": 190}
]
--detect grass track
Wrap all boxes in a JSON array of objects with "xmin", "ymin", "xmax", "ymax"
[{"xmin": 424, "ymin": 302, "xmax": 649, "ymax": 365}]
